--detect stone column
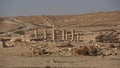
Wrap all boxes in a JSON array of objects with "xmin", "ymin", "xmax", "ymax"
[
  {"xmin": 44, "ymin": 29, "xmax": 47, "ymax": 39},
  {"xmin": 35, "ymin": 29, "xmax": 38, "ymax": 38},
  {"xmin": 62, "ymin": 29, "xmax": 65, "ymax": 40},
  {"xmin": 52, "ymin": 29, "xmax": 55, "ymax": 41},
  {"xmin": 77, "ymin": 32, "xmax": 79, "ymax": 41},
  {"xmin": 65, "ymin": 31, "xmax": 68, "ymax": 41},
  {"xmin": 71, "ymin": 29, "xmax": 74, "ymax": 41}
]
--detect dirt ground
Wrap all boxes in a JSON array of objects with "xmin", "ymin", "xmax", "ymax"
[
  {"xmin": 0, "ymin": 42, "xmax": 120, "ymax": 68},
  {"xmin": 0, "ymin": 26, "xmax": 120, "ymax": 68},
  {"xmin": 0, "ymin": 11, "xmax": 120, "ymax": 68}
]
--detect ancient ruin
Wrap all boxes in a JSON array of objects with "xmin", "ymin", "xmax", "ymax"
[{"xmin": 0, "ymin": 11, "xmax": 120, "ymax": 68}]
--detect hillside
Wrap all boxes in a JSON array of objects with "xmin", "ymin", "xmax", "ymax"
[
  {"xmin": 18, "ymin": 11, "xmax": 120, "ymax": 27},
  {"xmin": 0, "ymin": 11, "xmax": 120, "ymax": 32}
]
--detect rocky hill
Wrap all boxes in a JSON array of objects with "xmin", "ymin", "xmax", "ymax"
[{"xmin": 0, "ymin": 11, "xmax": 120, "ymax": 32}]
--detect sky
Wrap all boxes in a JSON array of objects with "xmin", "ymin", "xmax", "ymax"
[{"xmin": 0, "ymin": 0, "xmax": 120, "ymax": 16}]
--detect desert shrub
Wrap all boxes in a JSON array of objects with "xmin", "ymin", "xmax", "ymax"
[
  {"xmin": 117, "ymin": 45, "xmax": 120, "ymax": 50},
  {"xmin": 0, "ymin": 18, "xmax": 5, "ymax": 21},
  {"xmin": 17, "ymin": 26, "xmax": 24, "ymax": 29},
  {"xmin": 109, "ymin": 44, "xmax": 116, "ymax": 48},
  {"xmin": 88, "ymin": 46, "xmax": 100, "ymax": 56},
  {"xmin": 74, "ymin": 46, "xmax": 89, "ymax": 55},
  {"xmin": 74, "ymin": 46, "xmax": 101, "ymax": 56},
  {"xmin": 37, "ymin": 25, "xmax": 52, "ymax": 28},
  {"xmin": 66, "ymin": 43, "xmax": 73, "ymax": 47},
  {"xmin": 57, "ymin": 43, "xmax": 73, "ymax": 47},
  {"xmin": 14, "ymin": 31, "xmax": 25, "ymax": 35},
  {"xmin": 31, "ymin": 34, "xmax": 35, "ymax": 37},
  {"xmin": 0, "ymin": 32, "xmax": 4, "ymax": 34},
  {"xmin": 95, "ymin": 32, "xmax": 120, "ymax": 43}
]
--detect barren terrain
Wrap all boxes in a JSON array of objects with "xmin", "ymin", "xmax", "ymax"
[{"xmin": 0, "ymin": 11, "xmax": 120, "ymax": 68}]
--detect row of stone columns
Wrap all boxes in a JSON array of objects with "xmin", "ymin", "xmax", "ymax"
[{"xmin": 34, "ymin": 29, "xmax": 80, "ymax": 41}]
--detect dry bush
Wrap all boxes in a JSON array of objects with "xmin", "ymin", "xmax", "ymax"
[
  {"xmin": 88, "ymin": 46, "xmax": 101, "ymax": 56},
  {"xmin": 29, "ymin": 46, "xmax": 52, "ymax": 56},
  {"xmin": 30, "ymin": 47, "xmax": 42, "ymax": 56},
  {"xmin": 0, "ymin": 18, "xmax": 5, "ymax": 21},
  {"xmin": 96, "ymin": 32, "xmax": 120, "ymax": 43},
  {"xmin": 64, "ymin": 43, "xmax": 73, "ymax": 47},
  {"xmin": 74, "ymin": 46, "xmax": 101, "ymax": 56},
  {"xmin": 74, "ymin": 46, "xmax": 89, "ymax": 55},
  {"xmin": 20, "ymin": 46, "xmax": 45, "ymax": 56},
  {"xmin": 116, "ymin": 44, "xmax": 120, "ymax": 50},
  {"xmin": 57, "ymin": 43, "xmax": 73, "ymax": 47},
  {"xmin": 109, "ymin": 44, "xmax": 116, "ymax": 48}
]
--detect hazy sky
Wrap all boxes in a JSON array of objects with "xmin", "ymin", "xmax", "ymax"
[{"xmin": 0, "ymin": 0, "xmax": 120, "ymax": 16}]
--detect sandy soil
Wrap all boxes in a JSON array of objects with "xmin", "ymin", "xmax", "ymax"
[
  {"xmin": 0, "ymin": 11, "xmax": 120, "ymax": 68},
  {"xmin": 0, "ymin": 43, "xmax": 120, "ymax": 68}
]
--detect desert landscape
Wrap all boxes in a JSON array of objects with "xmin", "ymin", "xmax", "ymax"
[{"xmin": 0, "ymin": 11, "xmax": 120, "ymax": 68}]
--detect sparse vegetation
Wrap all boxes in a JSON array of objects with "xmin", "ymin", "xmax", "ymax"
[
  {"xmin": 31, "ymin": 34, "xmax": 35, "ymax": 37},
  {"xmin": 0, "ymin": 11, "xmax": 120, "ymax": 68},
  {"xmin": 17, "ymin": 26, "xmax": 24, "ymax": 29},
  {"xmin": 74, "ymin": 46, "xmax": 89, "ymax": 55},
  {"xmin": 96, "ymin": 32, "xmax": 120, "ymax": 43},
  {"xmin": 0, "ymin": 18, "xmax": 5, "ymax": 21},
  {"xmin": 0, "ymin": 32, "xmax": 4, "ymax": 34},
  {"xmin": 14, "ymin": 31, "xmax": 25, "ymax": 35}
]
